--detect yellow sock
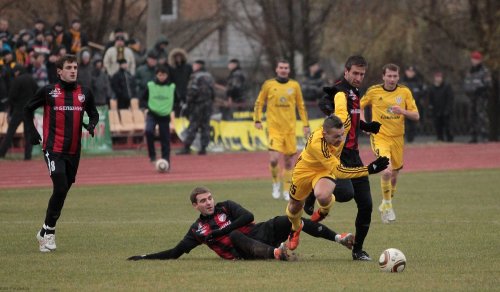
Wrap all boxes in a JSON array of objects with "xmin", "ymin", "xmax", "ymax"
[
  {"xmin": 317, "ymin": 194, "xmax": 335, "ymax": 216},
  {"xmin": 391, "ymin": 185, "xmax": 397, "ymax": 198},
  {"xmin": 269, "ymin": 164, "xmax": 279, "ymax": 184},
  {"xmin": 286, "ymin": 204, "xmax": 303, "ymax": 231},
  {"xmin": 282, "ymin": 169, "xmax": 292, "ymax": 194},
  {"xmin": 381, "ymin": 178, "xmax": 392, "ymax": 201}
]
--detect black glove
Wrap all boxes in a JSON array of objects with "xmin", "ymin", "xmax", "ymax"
[
  {"xmin": 323, "ymin": 86, "xmax": 337, "ymax": 96},
  {"xmin": 367, "ymin": 156, "xmax": 389, "ymax": 174},
  {"xmin": 83, "ymin": 122, "xmax": 96, "ymax": 137},
  {"xmin": 318, "ymin": 94, "xmax": 334, "ymax": 116},
  {"xmin": 127, "ymin": 255, "xmax": 146, "ymax": 261},
  {"xmin": 30, "ymin": 131, "xmax": 42, "ymax": 145},
  {"xmin": 360, "ymin": 120, "xmax": 381, "ymax": 134},
  {"xmin": 205, "ymin": 229, "xmax": 224, "ymax": 244}
]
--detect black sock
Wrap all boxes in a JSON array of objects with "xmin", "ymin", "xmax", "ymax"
[
  {"xmin": 41, "ymin": 224, "xmax": 56, "ymax": 235},
  {"xmin": 302, "ymin": 219, "xmax": 337, "ymax": 241}
]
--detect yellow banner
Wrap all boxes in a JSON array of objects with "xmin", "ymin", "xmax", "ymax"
[{"xmin": 174, "ymin": 114, "xmax": 324, "ymax": 152}]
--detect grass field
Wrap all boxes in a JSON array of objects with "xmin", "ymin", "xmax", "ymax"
[{"xmin": 1, "ymin": 169, "xmax": 499, "ymax": 291}]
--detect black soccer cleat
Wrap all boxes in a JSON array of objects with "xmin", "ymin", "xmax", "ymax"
[{"xmin": 352, "ymin": 250, "xmax": 372, "ymax": 261}]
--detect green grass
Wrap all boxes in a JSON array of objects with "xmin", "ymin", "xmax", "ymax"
[{"xmin": 1, "ymin": 169, "xmax": 499, "ymax": 291}]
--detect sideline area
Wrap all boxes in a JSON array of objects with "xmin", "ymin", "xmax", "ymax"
[{"xmin": 1, "ymin": 142, "xmax": 499, "ymax": 189}]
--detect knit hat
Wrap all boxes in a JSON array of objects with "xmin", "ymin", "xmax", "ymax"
[{"xmin": 470, "ymin": 51, "xmax": 483, "ymax": 60}]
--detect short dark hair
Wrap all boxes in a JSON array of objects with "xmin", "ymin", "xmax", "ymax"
[
  {"xmin": 229, "ymin": 58, "xmax": 240, "ymax": 64},
  {"xmin": 345, "ymin": 55, "xmax": 367, "ymax": 71},
  {"xmin": 276, "ymin": 58, "xmax": 290, "ymax": 67},
  {"xmin": 155, "ymin": 65, "xmax": 169, "ymax": 75},
  {"xmin": 56, "ymin": 54, "xmax": 77, "ymax": 69},
  {"xmin": 194, "ymin": 59, "xmax": 205, "ymax": 66},
  {"xmin": 323, "ymin": 115, "xmax": 343, "ymax": 130},
  {"xmin": 382, "ymin": 63, "xmax": 400, "ymax": 75},
  {"xmin": 190, "ymin": 186, "xmax": 211, "ymax": 203}
]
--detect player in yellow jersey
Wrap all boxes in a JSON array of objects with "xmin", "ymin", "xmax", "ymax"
[
  {"xmin": 285, "ymin": 115, "xmax": 389, "ymax": 250},
  {"xmin": 361, "ymin": 63, "xmax": 420, "ymax": 224},
  {"xmin": 253, "ymin": 59, "xmax": 310, "ymax": 201}
]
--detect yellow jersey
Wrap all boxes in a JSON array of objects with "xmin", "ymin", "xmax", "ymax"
[
  {"xmin": 361, "ymin": 84, "xmax": 418, "ymax": 137},
  {"xmin": 295, "ymin": 127, "xmax": 369, "ymax": 179},
  {"xmin": 253, "ymin": 78, "xmax": 309, "ymax": 135}
]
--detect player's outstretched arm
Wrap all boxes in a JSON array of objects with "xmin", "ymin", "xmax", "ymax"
[{"xmin": 127, "ymin": 231, "xmax": 201, "ymax": 261}]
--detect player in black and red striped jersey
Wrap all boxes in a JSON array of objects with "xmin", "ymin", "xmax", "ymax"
[
  {"xmin": 127, "ymin": 186, "xmax": 355, "ymax": 261},
  {"xmin": 24, "ymin": 54, "xmax": 99, "ymax": 253}
]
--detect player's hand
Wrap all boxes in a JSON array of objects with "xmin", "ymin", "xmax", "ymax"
[
  {"xmin": 367, "ymin": 156, "xmax": 389, "ymax": 174},
  {"xmin": 323, "ymin": 86, "xmax": 336, "ymax": 96},
  {"xmin": 359, "ymin": 120, "xmax": 381, "ymax": 134},
  {"xmin": 127, "ymin": 255, "xmax": 146, "ymax": 261},
  {"xmin": 391, "ymin": 105, "xmax": 404, "ymax": 115},
  {"xmin": 30, "ymin": 131, "xmax": 42, "ymax": 145},
  {"xmin": 318, "ymin": 94, "xmax": 334, "ymax": 116},
  {"xmin": 83, "ymin": 122, "xmax": 96, "ymax": 137},
  {"xmin": 254, "ymin": 121, "xmax": 263, "ymax": 130}
]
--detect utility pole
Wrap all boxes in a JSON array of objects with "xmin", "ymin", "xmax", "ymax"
[{"xmin": 147, "ymin": 0, "xmax": 162, "ymax": 49}]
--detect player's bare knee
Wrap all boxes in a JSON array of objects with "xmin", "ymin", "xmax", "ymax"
[
  {"xmin": 287, "ymin": 200, "xmax": 303, "ymax": 214},
  {"xmin": 315, "ymin": 191, "xmax": 332, "ymax": 205}
]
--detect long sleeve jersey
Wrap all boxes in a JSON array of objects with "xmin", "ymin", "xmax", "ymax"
[
  {"xmin": 24, "ymin": 80, "xmax": 99, "ymax": 155},
  {"xmin": 295, "ymin": 127, "xmax": 369, "ymax": 179},
  {"xmin": 143, "ymin": 200, "xmax": 255, "ymax": 260}
]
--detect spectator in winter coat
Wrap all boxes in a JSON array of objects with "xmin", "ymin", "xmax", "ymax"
[
  {"xmin": 111, "ymin": 59, "xmax": 136, "ymax": 109},
  {"xmin": 91, "ymin": 58, "xmax": 113, "ymax": 106}
]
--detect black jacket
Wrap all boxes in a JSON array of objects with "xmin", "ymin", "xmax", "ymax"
[{"xmin": 8, "ymin": 72, "xmax": 39, "ymax": 113}]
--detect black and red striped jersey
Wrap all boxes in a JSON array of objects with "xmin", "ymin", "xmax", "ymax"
[
  {"xmin": 143, "ymin": 200, "xmax": 255, "ymax": 260},
  {"xmin": 24, "ymin": 80, "xmax": 99, "ymax": 155},
  {"xmin": 321, "ymin": 78, "xmax": 362, "ymax": 152}
]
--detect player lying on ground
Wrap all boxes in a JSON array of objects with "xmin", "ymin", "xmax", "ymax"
[{"xmin": 127, "ymin": 186, "xmax": 354, "ymax": 261}]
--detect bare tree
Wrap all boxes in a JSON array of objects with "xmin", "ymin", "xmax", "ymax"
[{"xmin": 223, "ymin": 0, "xmax": 334, "ymax": 76}]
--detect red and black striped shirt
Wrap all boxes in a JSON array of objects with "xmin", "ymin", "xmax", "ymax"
[
  {"xmin": 25, "ymin": 80, "xmax": 99, "ymax": 155},
  {"xmin": 334, "ymin": 78, "xmax": 361, "ymax": 151},
  {"xmin": 143, "ymin": 200, "xmax": 255, "ymax": 260}
]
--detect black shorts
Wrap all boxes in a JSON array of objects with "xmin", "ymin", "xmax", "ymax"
[
  {"xmin": 43, "ymin": 151, "xmax": 80, "ymax": 183},
  {"xmin": 248, "ymin": 216, "xmax": 291, "ymax": 248}
]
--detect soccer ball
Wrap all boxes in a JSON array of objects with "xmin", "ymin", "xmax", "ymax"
[
  {"xmin": 378, "ymin": 248, "xmax": 406, "ymax": 273},
  {"xmin": 155, "ymin": 159, "xmax": 170, "ymax": 173}
]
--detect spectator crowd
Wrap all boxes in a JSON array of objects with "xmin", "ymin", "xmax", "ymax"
[{"xmin": 0, "ymin": 17, "xmax": 495, "ymax": 160}]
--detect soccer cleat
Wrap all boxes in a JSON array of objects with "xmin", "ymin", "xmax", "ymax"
[
  {"xmin": 286, "ymin": 221, "xmax": 303, "ymax": 250},
  {"xmin": 352, "ymin": 250, "xmax": 372, "ymax": 261},
  {"xmin": 272, "ymin": 182, "xmax": 281, "ymax": 199},
  {"xmin": 337, "ymin": 233, "xmax": 355, "ymax": 250},
  {"xmin": 310, "ymin": 209, "xmax": 326, "ymax": 223},
  {"xmin": 282, "ymin": 191, "xmax": 290, "ymax": 201},
  {"xmin": 274, "ymin": 242, "xmax": 290, "ymax": 261},
  {"xmin": 378, "ymin": 202, "xmax": 396, "ymax": 223},
  {"xmin": 176, "ymin": 147, "xmax": 191, "ymax": 155},
  {"xmin": 36, "ymin": 231, "xmax": 56, "ymax": 252},
  {"xmin": 385, "ymin": 208, "xmax": 396, "ymax": 222}
]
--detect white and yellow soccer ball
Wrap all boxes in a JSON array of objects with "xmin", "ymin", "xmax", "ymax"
[
  {"xmin": 379, "ymin": 248, "xmax": 406, "ymax": 273},
  {"xmin": 155, "ymin": 159, "xmax": 170, "ymax": 173}
]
